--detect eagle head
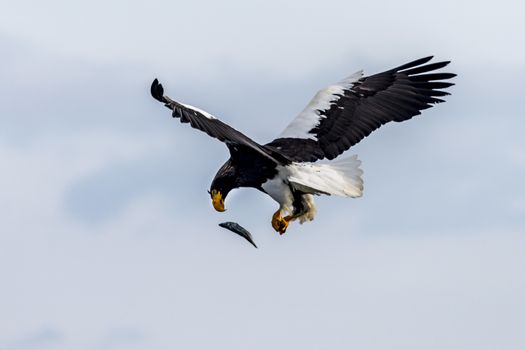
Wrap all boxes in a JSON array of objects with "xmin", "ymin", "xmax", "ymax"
[{"xmin": 209, "ymin": 159, "xmax": 237, "ymax": 212}]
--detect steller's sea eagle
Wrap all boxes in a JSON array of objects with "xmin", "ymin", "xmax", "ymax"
[{"xmin": 151, "ymin": 56, "xmax": 455, "ymax": 234}]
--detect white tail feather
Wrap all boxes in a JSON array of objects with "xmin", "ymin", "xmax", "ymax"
[{"xmin": 287, "ymin": 155, "xmax": 364, "ymax": 197}]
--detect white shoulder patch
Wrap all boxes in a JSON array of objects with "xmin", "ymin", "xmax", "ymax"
[
  {"xmin": 278, "ymin": 70, "xmax": 363, "ymax": 141},
  {"xmin": 180, "ymin": 102, "xmax": 217, "ymax": 120}
]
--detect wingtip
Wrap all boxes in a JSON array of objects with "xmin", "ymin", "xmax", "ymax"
[
  {"xmin": 150, "ymin": 78, "xmax": 165, "ymax": 102},
  {"xmin": 437, "ymin": 60, "xmax": 452, "ymax": 69},
  {"xmin": 394, "ymin": 56, "xmax": 434, "ymax": 71}
]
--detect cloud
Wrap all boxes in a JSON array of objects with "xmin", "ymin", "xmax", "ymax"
[
  {"xmin": 96, "ymin": 328, "xmax": 148, "ymax": 350},
  {"xmin": 0, "ymin": 329, "xmax": 62, "ymax": 350}
]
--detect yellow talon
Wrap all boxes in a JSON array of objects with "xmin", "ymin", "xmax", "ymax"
[{"xmin": 272, "ymin": 210, "xmax": 289, "ymax": 234}]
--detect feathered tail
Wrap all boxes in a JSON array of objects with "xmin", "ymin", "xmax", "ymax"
[{"xmin": 288, "ymin": 155, "xmax": 364, "ymax": 197}]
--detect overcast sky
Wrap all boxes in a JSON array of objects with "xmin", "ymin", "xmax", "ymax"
[{"xmin": 1, "ymin": 1, "xmax": 524, "ymax": 349}]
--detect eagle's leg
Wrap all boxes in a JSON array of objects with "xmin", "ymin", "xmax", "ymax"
[
  {"xmin": 271, "ymin": 193, "xmax": 313, "ymax": 234},
  {"xmin": 271, "ymin": 207, "xmax": 309, "ymax": 235},
  {"xmin": 282, "ymin": 207, "xmax": 309, "ymax": 224},
  {"xmin": 281, "ymin": 194, "xmax": 310, "ymax": 225},
  {"xmin": 271, "ymin": 210, "xmax": 289, "ymax": 235},
  {"xmin": 283, "ymin": 212, "xmax": 306, "ymax": 222}
]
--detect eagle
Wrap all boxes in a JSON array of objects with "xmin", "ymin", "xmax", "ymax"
[{"xmin": 151, "ymin": 56, "xmax": 455, "ymax": 234}]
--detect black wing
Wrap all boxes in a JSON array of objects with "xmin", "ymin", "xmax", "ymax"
[
  {"xmin": 151, "ymin": 79, "xmax": 286, "ymax": 163},
  {"xmin": 266, "ymin": 56, "xmax": 456, "ymax": 162}
]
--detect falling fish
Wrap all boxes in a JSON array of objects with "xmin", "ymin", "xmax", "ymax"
[{"xmin": 219, "ymin": 222, "xmax": 258, "ymax": 248}]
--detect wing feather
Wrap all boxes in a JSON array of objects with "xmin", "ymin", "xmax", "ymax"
[
  {"xmin": 151, "ymin": 79, "xmax": 287, "ymax": 164},
  {"xmin": 266, "ymin": 57, "xmax": 456, "ymax": 161}
]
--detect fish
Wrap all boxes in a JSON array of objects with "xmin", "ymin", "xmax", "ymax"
[{"xmin": 218, "ymin": 222, "xmax": 257, "ymax": 248}]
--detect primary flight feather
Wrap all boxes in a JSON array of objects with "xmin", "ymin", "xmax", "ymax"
[{"xmin": 151, "ymin": 56, "xmax": 455, "ymax": 234}]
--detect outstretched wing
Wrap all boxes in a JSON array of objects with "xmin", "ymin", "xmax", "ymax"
[
  {"xmin": 151, "ymin": 79, "xmax": 286, "ymax": 163},
  {"xmin": 265, "ymin": 56, "xmax": 456, "ymax": 162}
]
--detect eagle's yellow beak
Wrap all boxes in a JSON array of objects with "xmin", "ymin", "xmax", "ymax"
[{"xmin": 211, "ymin": 190, "xmax": 226, "ymax": 212}]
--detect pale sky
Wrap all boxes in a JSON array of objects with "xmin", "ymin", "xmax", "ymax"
[{"xmin": 1, "ymin": 1, "xmax": 524, "ymax": 349}]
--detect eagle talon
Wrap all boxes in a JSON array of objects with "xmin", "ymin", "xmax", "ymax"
[{"xmin": 272, "ymin": 210, "xmax": 290, "ymax": 234}]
